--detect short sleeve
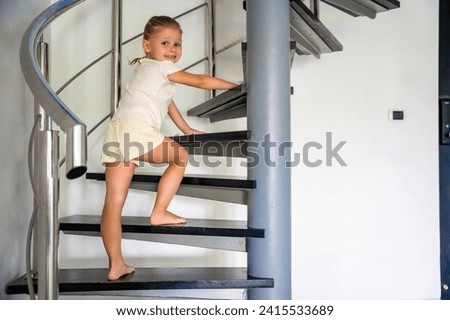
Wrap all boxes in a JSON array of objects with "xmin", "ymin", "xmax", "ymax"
[{"xmin": 160, "ymin": 61, "xmax": 180, "ymax": 80}]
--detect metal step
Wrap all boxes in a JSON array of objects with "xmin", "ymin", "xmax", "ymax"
[
  {"xmin": 6, "ymin": 267, "xmax": 274, "ymax": 296},
  {"xmin": 59, "ymin": 215, "xmax": 264, "ymax": 251},
  {"xmin": 187, "ymin": 86, "xmax": 248, "ymax": 123},
  {"xmin": 186, "ymin": 85, "xmax": 293, "ymax": 123},
  {"xmin": 86, "ymin": 172, "xmax": 256, "ymax": 204},
  {"xmin": 187, "ymin": 41, "xmax": 297, "ymax": 123},
  {"xmin": 290, "ymin": 0, "xmax": 343, "ymax": 58},
  {"xmin": 60, "ymin": 214, "xmax": 263, "ymax": 238},
  {"xmin": 321, "ymin": 0, "xmax": 400, "ymax": 19},
  {"xmin": 170, "ymin": 130, "xmax": 250, "ymax": 157},
  {"xmin": 87, "ymin": 172, "xmax": 255, "ymax": 189},
  {"xmin": 59, "ymin": 289, "xmax": 249, "ymax": 299}
]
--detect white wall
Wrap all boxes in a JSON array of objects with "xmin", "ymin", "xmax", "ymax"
[
  {"xmin": 291, "ymin": 1, "xmax": 440, "ymax": 299},
  {"xmin": 47, "ymin": 0, "xmax": 440, "ymax": 300}
]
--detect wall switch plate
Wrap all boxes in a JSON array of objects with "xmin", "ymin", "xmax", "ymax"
[{"xmin": 389, "ymin": 109, "xmax": 404, "ymax": 121}]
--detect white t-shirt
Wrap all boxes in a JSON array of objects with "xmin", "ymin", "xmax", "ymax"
[{"xmin": 112, "ymin": 58, "xmax": 180, "ymax": 129}]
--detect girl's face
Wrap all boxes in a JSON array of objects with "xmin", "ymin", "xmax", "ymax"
[{"xmin": 143, "ymin": 27, "xmax": 182, "ymax": 63}]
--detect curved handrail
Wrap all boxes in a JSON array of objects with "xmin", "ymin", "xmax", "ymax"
[{"xmin": 20, "ymin": 0, "xmax": 87, "ymax": 179}]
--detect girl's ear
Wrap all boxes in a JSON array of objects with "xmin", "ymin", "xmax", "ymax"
[{"xmin": 142, "ymin": 39, "xmax": 151, "ymax": 54}]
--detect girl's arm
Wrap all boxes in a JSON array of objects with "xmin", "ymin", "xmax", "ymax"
[
  {"xmin": 168, "ymin": 70, "xmax": 237, "ymax": 90},
  {"xmin": 168, "ymin": 100, "xmax": 203, "ymax": 135}
]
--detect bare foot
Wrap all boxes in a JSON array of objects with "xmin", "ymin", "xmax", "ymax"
[
  {"xmin": 149, "ymin": 210, "xmax": 187, "ymax": 226},
  {"xmin": 107, "ymin": 264, "xmax": 135, "ymax": 281}
]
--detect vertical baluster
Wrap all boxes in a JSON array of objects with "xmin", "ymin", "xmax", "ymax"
[
  {"xmin": 36, "ymin": 130, "xmax": 59, "ymax": 300},
  {"xmin": 311, "ymin": 0, "xmax": 320, "ymax": 18},
  {"xmin": 32, "ymin": 38, "xmax": 47, "ymax": 282},
  {"xmin": 35, "ymin": 39, "xmax": 52, "ymax": 131},
  {"xmin": 206, "ymin": 0, "xmax": 216, "ymax": 98},
  {"xmin": 111, "ymin": 0, "xmax": 122, "ymax": 114},
  {"xmin": 35, "ymin": 38, "xmax": 60, "ymax": 300}
]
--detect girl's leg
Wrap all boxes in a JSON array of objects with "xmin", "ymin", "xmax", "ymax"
[
  {"xmin": 101, "ymin": 161, "xmax": 136, "ymax": 280},
  {"xmin": 137, "ymin": 137, "xmax": 189, "ymax": 225}
]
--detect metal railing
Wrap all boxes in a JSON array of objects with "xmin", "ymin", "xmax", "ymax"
[
  {"xmin": 21, "ymin": 0, "xmax": 87, "ymax": 179},
  {"xmin": 21, "ymin": 0, "xmax": 87, "ymax": 300}
]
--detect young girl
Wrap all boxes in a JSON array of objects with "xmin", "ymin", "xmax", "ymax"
[{"xmin": 100, "ymin": 15, "xmax": 237, "ymax": 280}]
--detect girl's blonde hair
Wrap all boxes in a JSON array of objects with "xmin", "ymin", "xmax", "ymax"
[{"xmin": 130, "ymin": 16, "xmax": 183, "ymax": 65}]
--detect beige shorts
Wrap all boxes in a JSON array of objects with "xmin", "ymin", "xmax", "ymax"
[{"xmin": 101, "ymin": 117, "xmax": 165, "ymax": 166}]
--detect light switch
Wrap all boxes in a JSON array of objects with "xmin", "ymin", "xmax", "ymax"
[{"xmin": 389, "ymin": 109, "xmax": 404, "ymax": 121}]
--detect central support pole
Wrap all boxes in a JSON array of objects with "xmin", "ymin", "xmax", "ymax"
[{"xmin": 247, "ymin": 0, "xmax": 292, "ymax": 299}]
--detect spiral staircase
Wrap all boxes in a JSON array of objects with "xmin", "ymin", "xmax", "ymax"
[{"xmin": 5, "ymin": 0, "xmax": 400, "ymax": 300}]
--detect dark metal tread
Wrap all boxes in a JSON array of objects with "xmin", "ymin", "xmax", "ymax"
[
  {"xmin": 187, "ymin": 85, "xmax": 247, "ymax": 119},
  {"xmin": 186, "ymin": 85, "xmax": 292, "ymax": 123},
  {"xmin": 59, "ymin": 215, "xmax": 264, "ymax": 238},
  {"xmin": 6, "ymin": 267, "xmax": 274, "ymax": 294},
  {"xmin": 321, "ymin": 0, "xmax": 400, "ymax": 19},
  {"xmin": 86, "ymin": 172, "xmax": 256, "ymax": 189},
  {"xmin": 371, "ymin": 0, "xmax": 400, "ymax": 10},
  {"xmin": 171, "ymin": 130, "xmax": 250, "ymax": 145},
  {"xmin": 170, "ymin": 130, "xmax": 250, "ymax": 157},
  {"xmin": 290, "ymin": 0, "xmax": 343, "ymax": 57}
]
